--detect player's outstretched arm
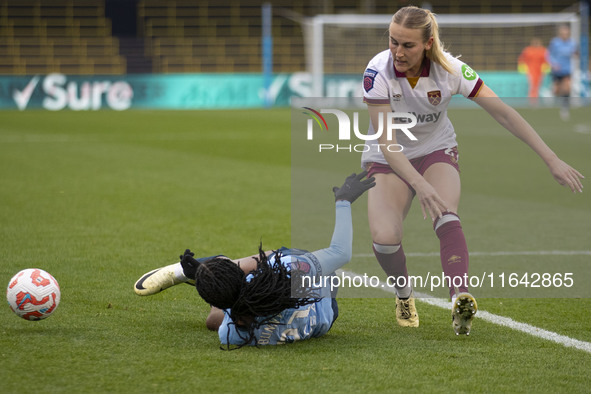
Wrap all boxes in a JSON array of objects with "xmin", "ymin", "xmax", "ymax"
[
  {"xmin": 308, "ymin": 171, "xmax": 375, "ymax": 276},
  {"xmin": 180, "ymin": 249, "xmax": 267, "ymax": 279},
  {"xmin": 333, "ymin": 170, "xmax": 376, "ymax": 203},
  {"xmin": 474, "ymin": 84, "xmax": 584, "ymax": 193}
]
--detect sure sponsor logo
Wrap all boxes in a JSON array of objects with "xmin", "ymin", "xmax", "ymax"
[{"xmin": 12, "ymin": 73, "xmax": 133, "ymax": 111}]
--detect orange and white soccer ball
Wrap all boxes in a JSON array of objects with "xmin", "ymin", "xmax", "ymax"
[{"xmin": 6, "ymin": 268, "xmax": 61, "ymax": 321}]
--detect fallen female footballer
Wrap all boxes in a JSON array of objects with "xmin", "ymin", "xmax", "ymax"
[{"xmin": 134, "ymin": 171, "xmax": 376, "ymax": 348}]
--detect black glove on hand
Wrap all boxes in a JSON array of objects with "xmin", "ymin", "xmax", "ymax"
[
  {"xmin": 179, "ymin": 249, "xmax": 199, "ymax": 280},
  {"xmin": 332, "ymin": 170, "xmax": 376, "ymax": 203}
]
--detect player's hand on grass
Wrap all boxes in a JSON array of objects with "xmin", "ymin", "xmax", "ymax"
[
  {"xmin": 333, "ymin": 170, "xmax": 376, "ymax": 203},
  {"xmin": 414, "ymin": 180, "xmax": 449, "ymax": 221},
  {"xmin": 180, "ymin": 249, "xmax": 199, "ymax": 280},
  {"xmin": 547, "ymin": 157, "xmax": 585, "ymax": 193}
]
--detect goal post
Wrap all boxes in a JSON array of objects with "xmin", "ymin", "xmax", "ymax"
[{"xmin": 305, "ymin": 12, "xmax": 586, "ymax": 98}]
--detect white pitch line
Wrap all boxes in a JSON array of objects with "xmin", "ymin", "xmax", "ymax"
[
  {"xmin": 339, "ymin": 269, "xmax": 591, "ymax": 354},
  {"xmin": 573, "ymin": 123, "xmax": 591, "ymax": 134},
  {"xmin": 354, "ymin": 250, "xmax": 591, "ymax": 258}
]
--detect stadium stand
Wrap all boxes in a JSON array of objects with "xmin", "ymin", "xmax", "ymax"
[
  {"xmin": 0, "ymin": 0, "xmax": 125, "ymax": 74},
  {"xmin": 0, "ymin": 0, "xmax": 583, "ymax": 75},
  {"xmin": 138, "ymin": 0, "xmax": 581, "ymax": 74},
  {"xmin": 138, "ymin": 0, "xmax": 303, "ymax": 73}
]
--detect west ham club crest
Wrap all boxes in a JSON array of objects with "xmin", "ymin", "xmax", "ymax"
[{"xmin": 428, "ymin": 90, "xmax": 441, "ymax": 106}]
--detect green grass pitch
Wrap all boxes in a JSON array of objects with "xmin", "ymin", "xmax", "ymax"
[{"xmin": 1, "ymin": 107, "xmax": 590, "ymax": 393}]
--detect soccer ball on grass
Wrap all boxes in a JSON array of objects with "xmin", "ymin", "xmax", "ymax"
[{"xmin": 6, "ymin": 268, "xmax": 61, "ymax": 321}]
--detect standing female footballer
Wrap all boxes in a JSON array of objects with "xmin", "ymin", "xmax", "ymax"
[
  {"xmin": 362, "ymin": 6, "xmax": 584, "ymax": 335},
  {"xmin": 547, "ymin": 24, "xmax": 578, "ymax": 121},
  {"xmin": 134, "ymin": 172, "xmax": 375, "ymax": 348}
]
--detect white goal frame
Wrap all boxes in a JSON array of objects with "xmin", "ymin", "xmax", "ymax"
[{"xmin": 305, "ymin": 12, "xmax": 582, "ymax": 97}]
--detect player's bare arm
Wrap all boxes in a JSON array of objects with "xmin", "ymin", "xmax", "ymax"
[
  {"xmin": 233, "ymin": 252, "xmax": 272, "ymax": 273},
  {"xmin": 474, "ymin": 84, "xmax": 584, "ymax": 193}
]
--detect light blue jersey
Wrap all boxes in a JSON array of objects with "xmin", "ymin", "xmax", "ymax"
[
  {"xmin": 218, "ymin": 201, "xmax": 352, "ymax": 346},
  {"xmin": 218, "ymin": 252, "xmax": 336, "ymax": 345},
  {"xmin": 547, "ymin": 37, "xmax": 577, "ymax": 76}
]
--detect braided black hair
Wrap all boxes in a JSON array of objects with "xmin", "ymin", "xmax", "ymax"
[{"xmin": 193, "ymin": 245, "xmax": 320, "ymax": 349}]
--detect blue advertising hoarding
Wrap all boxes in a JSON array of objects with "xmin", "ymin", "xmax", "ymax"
[{"xmin": 0, "ymin": 71, "xmax": 540, "ymax": 110}]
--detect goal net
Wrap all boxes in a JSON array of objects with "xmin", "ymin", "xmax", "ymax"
[{"xmin": 304, "ymin": 12, "xmax": 586, "ymax": 98}]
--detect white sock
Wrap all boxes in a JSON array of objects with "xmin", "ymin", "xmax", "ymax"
[
  {"xmin": 173, "ymin": 262, "xmax": 188, "ymax": 281},
  {"xmin": 373, "ymin": 243, "xmax": 400, "ymax": 254},
  {"xmin": 397, "ymin": 285, "xmax": 412, "ymax": 299},
  {"xmin": 434, "ymin": 213, "xmax": 460, "ymax": 231}
]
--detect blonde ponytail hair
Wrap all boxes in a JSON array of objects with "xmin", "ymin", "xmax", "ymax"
[{"xmin": 391, "ymin": 6, "xmax": 455, "ymax": 74}]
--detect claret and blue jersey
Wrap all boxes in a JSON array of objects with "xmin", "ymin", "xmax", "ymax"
[{"xmin": 361, "ymin": 50, "xmax": 483, "ymax": 164}]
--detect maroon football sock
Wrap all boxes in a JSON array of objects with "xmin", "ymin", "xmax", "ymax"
[
  {"xmin": 372, "ymin": 243, "xmax": 411, "ymax": 297},
  {"xmin": 435, "ymin": 213, "xmax": 469, "ymax": 298}
]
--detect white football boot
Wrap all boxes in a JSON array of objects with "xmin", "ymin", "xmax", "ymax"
[{"xmin": 134, "ymin": 263, "xmax": 191, "ymax": 296}]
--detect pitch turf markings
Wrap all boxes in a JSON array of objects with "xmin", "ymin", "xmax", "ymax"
[
  {"xmin": 573, "ymin": 123, "xmax": 591, "ymax": 134},
  {"xmin": 354, "ymin": 250, "xmax": 591, "ymax": 258},
  {"xmin": 413, "ymin": 293, "xmax": 591, "ymax": 354},
  {"xmin": 339, "ymin": 269, "xmax": 591, "ymax": 354}
]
